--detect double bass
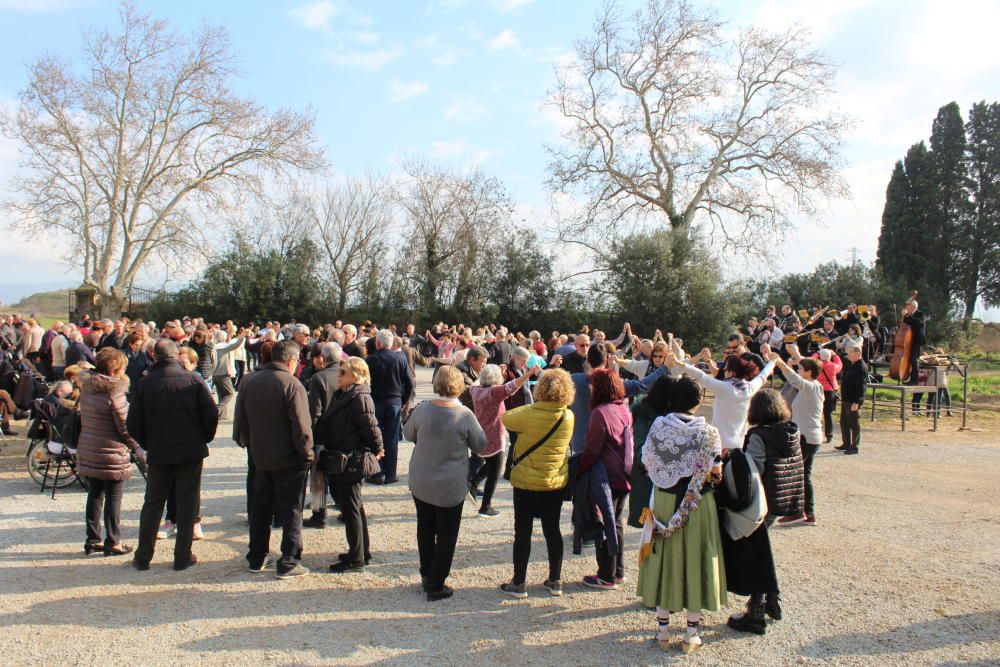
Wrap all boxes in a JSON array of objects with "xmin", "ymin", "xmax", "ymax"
[{"xmin": 888, "ymin": 290, "xmax": 918, "ymax": 381}]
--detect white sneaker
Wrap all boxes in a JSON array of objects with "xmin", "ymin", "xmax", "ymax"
[
  {"xmin": 682, "ymin": 632, "xmax": 702, "ymax": 654},
  {"xmin": 157, "ymin": 521, "xmax": 174, "ymax": 540},
  {"xmin": 192, "ymin": 522, "xmax": 204, "ymax": 540}
]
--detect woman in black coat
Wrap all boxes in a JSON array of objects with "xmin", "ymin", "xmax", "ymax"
[{"xmin": 320, "ymin": 357, "xmax": 383, "ymax": 572}]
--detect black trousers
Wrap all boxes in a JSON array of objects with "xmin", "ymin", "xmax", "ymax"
[
  {"xmin": 333, "ymin": 476, "xmax": 369, "ymax": 563},
  {"xmin": 136, "ymin": 460, "xmax": 203, "ymax": 564},
  {"xmin": 840, "ymin": 405, "xmax": 861, "ymax": 449},
  {"xmin": 470, "ymin": 453, "xmax": 503, "ymax": 510},
  {"xmin": 822, "ymin": 390, "xmax": 838, "ymax": 441},
  {"xmin": 413, "ymin": 495, "xmax": 463, "ymax": 592},
  {"xmin": 512, "ymin": 487, "xmax": 564, "ymax": 585},
  {"xmin": 234, "ymin": 360, "xmax": 245, "ymax": 388},
  {"xmin": 801, "ymin": 442, "xmax": 819, "ymax": 515},
  {"xmin": 247, "ymin": 464, "xmax": 307, "ymax": 573},
  {"xmin": 84, "ymin": 477, "xmax": 125, "ymax": 548},
  {"xmin": 596, "ymin": 489, "xmax": 628, "ymax": 582}
]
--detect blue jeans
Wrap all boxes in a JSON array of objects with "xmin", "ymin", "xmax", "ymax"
[{"xmin": 374, "ymin": 401, "xmax": 402, "ymax": 481}]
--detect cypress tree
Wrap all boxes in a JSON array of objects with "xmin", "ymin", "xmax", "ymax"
[
  {"xmin": 877, "ymin": 160, "xmax": 908, "ymax": 276},
  {"xmin": 928, "ymin": 102, "xmax": 971, "ymax": 309},
  {"xmin": 962, "ymin": 102, "xmax": 1000, "ymax": 323}
]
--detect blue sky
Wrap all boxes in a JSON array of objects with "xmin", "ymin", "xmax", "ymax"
[{"xmin": 1, "ymin": 0, "xmax": 999, "ymax": 317}]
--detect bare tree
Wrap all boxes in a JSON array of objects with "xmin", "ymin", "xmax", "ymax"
[
  {"xmin": 396, "ymin": 159, "xmax": 513, "ymax": 316},
  {"xmin": 546, "ymin": 0, "xmax": 849, "ymax": 255},
  {"xmin": 307, "ymin": 175, "xmax": 393, "ymax": 316},
  {"xmin": 1, "ymin": 3, "xmax": 324, "ymax": 315},
  {"xmin": 450, "ymin": 171, "xmax": 514, "ymax": 313},
  {"xmin": 397, "ymin": 159, "xmax": 466, "ymax": 314}
]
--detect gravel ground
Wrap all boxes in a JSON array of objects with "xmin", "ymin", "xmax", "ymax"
[{"xmin": 0, "ymin": 367, "xmax": 998, "ymax": 666}]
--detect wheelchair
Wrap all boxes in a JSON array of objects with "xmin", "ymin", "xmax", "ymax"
[{"xmin": 25, "ymin": 398, "xmax": 87, "ymax": 497}]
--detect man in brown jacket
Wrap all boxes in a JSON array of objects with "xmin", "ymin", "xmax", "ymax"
[{"xmin": 234, "ymin": 340, "xmax": 314, "ymax": 579}]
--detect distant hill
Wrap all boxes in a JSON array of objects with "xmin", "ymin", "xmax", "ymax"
[{"xmin": 6, "ymin": 289, "xmax": 71, "ymax": 321}]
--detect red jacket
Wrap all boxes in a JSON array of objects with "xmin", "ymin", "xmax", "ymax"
[{"xmin": 812, "ymin": 353, "xmax": 842, "ymax": 392}]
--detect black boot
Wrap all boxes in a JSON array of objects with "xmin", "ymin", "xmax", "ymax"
[
  {"xmin": 727, "ymin": 594, "xmax": 766, "ymax": 635},
  {"xmin": 303, "ymin": 509, "xmax": 327, "ymax": 529},
  {"xmin": 765, "ymin": 592, "xmax": 782, "ymax": 620}
]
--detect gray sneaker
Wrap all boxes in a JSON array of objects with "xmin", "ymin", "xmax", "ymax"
[
  {"xmin": 500, "ymin": 581, "xmax": 528, "ymax": 599},
  {"xmin": 276, "ymin": 563, "xmax": 310, "ymax": 579},
  {"xmin": 542, "ymin": 579, "xmax": 563, "ymax": 597},
  {"xmin": 247, "ymin": 554, "xmax": 276, "ymax": 573}
]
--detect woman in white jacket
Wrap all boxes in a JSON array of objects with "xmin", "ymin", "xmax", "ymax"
[
  {"xmin": 769, "ymin": 346, "xmax": 825, "ymax": 527},
  {"xmin": 664, "ymin": 349, "xmax": 775, "ymax": 452}
]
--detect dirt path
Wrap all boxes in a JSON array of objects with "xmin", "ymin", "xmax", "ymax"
[{"xmin": 0, "ymin": 368, "xmax": 998, "ymax": 665}]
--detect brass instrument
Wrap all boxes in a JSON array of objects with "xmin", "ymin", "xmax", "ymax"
[
  {"xmin": 801, "ymin": 306, "xmax": 829, "ymax": 331},
  {"xmin": 810, "ymin": 332, "xmax": 831, "ymax": 345},
  {"xmin": 858, "ymin": 305, "xmax": 871, "ymax": 321},
  {"xmin": 783, "ymin": 334, "xmax": 798, "ymax": 344}
]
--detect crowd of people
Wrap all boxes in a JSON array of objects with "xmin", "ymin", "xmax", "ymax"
[{"xmin": 0, "ymin": 301, "xmax": 900, "ymax": 654}]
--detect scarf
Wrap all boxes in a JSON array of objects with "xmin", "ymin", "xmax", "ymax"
[{"xmin": 637, "ymin": 412, "xmax": 721, "ymax": 566}]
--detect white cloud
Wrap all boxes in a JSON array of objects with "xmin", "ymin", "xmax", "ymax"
[
  {"xmin": 428, "ymin": 141, "xmax": 469, "ymax": 159},
  {"xmin": 426, "ymin": 141, "xmax": 496, "ymax": 165},
  {"xmin": 487, "ymin": 29, "xmax": 521, "ymax": 52},
  {"xmin": 288, "ymin": 0, "xmax": 373, "ymax": 31},
  {"xmin": 437, "ymin": 0, "xmax": 470, "ymax": 11},
  {"xmin": 493, "ymin": 0, "xmax": 535, "ymax": 12},
  {"xmin": 413, "ymin": 34, "xmax": 439, "ymax": 48},
  {"xmin": 432, "ymin": 51, "xmax": 458, "ymax": 66},
  {"xmin": 0, "ymin": 0, "xmax": 91, "ymax": 10},
  {"xmin": 288, "ymin": 0, "xmax": 342, "ymax": 31},
  {"xmin": 387, "ymin": 80, "xmax": 429, "ymax": 103},
  {"xmin": 327, "ymin": 46, "xmax": 403, "ymax": 70},
  {"xmin": 443, "ymin": 97, "xmax": 486, "ymax": 122},
  {"xmin": 351, "ymin": 30, "xmax": 378, "ymax": 45}
]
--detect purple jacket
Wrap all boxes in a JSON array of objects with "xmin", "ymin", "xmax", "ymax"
[{"xmin": 579, "ymin": 400, "xmax": 634, "ymax": 490}]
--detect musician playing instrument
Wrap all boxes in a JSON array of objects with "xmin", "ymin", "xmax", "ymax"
[
  {"xmin": 902, "ymin": 299, "xmax": 926, "ymax": 413},
  {"xmin": 835, "ymin": 304, "xmax": 861, "ymax": 336},
  {"xmin": 779, "ymin": 305, "xmax": 801, "ymax": 334}
]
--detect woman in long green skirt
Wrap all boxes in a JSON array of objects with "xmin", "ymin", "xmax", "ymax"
[{"xmin": 636, "ymin": 374, "xmax": 726, "ymax": 654}]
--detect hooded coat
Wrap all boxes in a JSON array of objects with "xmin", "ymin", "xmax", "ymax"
[{"xmin": 76, "ymin": 371, "xmax": 139, "ymax": 481}]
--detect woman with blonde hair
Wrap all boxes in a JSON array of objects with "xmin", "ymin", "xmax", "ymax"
[
  {"xmin": 403, "ymin": 365, "xmax": 487, "ymax": 601},
  {"xmin": 498, "ymin": 369, "xmax": 575, "ymax": 599},
  {"xmin": 319, "ymin": 356, "xmax": 383, "ymax": 573}
]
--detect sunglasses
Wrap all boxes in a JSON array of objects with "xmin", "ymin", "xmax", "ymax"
[{"xmin": 652, "ymin": 354, "xmax": 666, "ymax": 360}]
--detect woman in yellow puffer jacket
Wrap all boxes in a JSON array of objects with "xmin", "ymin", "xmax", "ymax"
[{"xmin": 498, "ymin": 369, "xmax": 575, "ymax": 599}]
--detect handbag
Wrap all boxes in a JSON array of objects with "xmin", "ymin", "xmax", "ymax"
[
  {"xmin": 503, "ymin": 410, "xmax": 566, "ymax": 481},
  {"xmin": 318, "ymin": 448, "xmax": 349, "ymax": 475}
]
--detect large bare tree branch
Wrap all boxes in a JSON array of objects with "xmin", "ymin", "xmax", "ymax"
[
  {"xmin": 544, "ymin": 0, "xmax": 850, "ymax": 255},
  {"xmin": 0, "ymin": 2, "xmax": 324, "ymax": 313}
]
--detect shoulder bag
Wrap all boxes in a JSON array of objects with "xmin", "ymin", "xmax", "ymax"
[{"xmin": 503, "ymin": 410, "xmax": 566, "ymax": 481}]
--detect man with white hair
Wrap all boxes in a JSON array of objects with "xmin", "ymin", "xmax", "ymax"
[
  {"xmin": 902, "ymin": 298, "xmax": 926, "ymax": 414},
  {"xmin": 365, "ymin": 328, "xmax": 414, "ymax": 484},
  {"xmin": 342, "ymin": 324, "xmax": 362, "ymax": 358},
  {"xmin": 836, "ymin": 343, "xmax": 867, "ymax": 455}
]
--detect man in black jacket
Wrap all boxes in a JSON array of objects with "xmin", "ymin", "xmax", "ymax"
[
  {"xmin": 902, "ymin": 298, "xmax": 926, "ymax": 412},
  {"xmin": 836, "ymin": 343, "xmax": 868, "ymax": 455},
  {"xmin": 234, "ymin": 340, "xmax": 314, "ymax": 578},
  {"xmin": 560, "ymin": 334, "xmax": 590, "ymax": 374},
  {"xmin": 304, "ymin": 342, "xmax": 341, "ymax": 528},
  {"xmin": 365, "ymin": 330, "xmax": 414, "ymax": 484},
  {"xmin": 129, "ymin": 339, "xmax": 219, "ymax": 571}
]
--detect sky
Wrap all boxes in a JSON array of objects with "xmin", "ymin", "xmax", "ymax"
[{"xmin": 0, "ymin": 0, "xmax": 998, "ymax": 316}]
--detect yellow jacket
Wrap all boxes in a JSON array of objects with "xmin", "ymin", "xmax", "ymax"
[{"xmin": 501, "ymin": 401, "xmax": 574, "ymax": 491}]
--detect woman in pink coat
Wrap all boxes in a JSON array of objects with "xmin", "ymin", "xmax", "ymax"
[{"xmin": 469, "ymin": 363, "xmax": 539, "ymax": 517}]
